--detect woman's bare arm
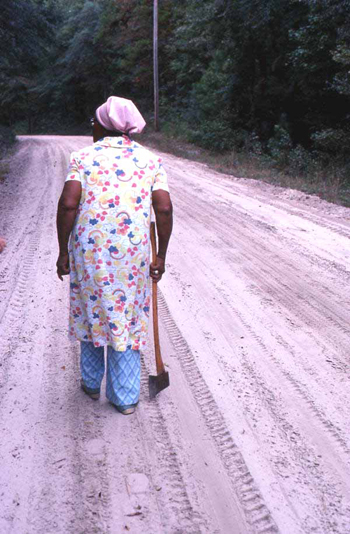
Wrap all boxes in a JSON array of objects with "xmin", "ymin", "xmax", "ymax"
[
  {"xmin": 151, "ymin": 190, "xmax": 173, "ymax": 282},
  {"xmin": 56, "ymin": 181, "xmax": 82, "ymax": 280}
]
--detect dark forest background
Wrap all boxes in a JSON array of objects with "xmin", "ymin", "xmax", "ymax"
[{"xmin": 1, "ymin": 0, "xmax": 350, "ymax": 196}]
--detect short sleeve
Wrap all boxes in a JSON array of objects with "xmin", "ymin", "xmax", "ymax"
[
  {"xmin": 65, "ymin": 152, "xmax": 82, "ymax": 183},
  {"xmin": 153, "ymin": 159, "xmax": 169, "ymax": 192}
]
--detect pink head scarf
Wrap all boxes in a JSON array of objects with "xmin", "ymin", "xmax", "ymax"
[{"xmin": 95, "ymin": 96, "xmax": 146, "ymax": 134}]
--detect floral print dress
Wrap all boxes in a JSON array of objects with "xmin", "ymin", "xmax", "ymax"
[{"xmin": 65, "ymin": 136, "xmax": 169, "ymax": 351}]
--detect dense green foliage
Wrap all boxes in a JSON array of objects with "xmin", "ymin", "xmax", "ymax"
[
  {"xmin": 1, "ymin": 0, "xmax": 350, "ymax": 173},
  {"xmin": 0, "ymin": 126, "xmax": 16, "ymax": 158}
]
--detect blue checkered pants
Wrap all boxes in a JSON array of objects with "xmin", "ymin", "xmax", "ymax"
[{"xmin": 80, "ymin": 342, "xmax": 140, "ymax": 407}]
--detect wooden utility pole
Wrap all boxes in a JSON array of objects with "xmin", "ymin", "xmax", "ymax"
[{"xmin": 153, "ymin": 0, "xmax": 159, "ymax": 131}]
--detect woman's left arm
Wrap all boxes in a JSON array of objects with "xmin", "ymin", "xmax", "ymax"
[{"xmin": 56, "ymin": 181, "xmax": 82, "ymax": 280}]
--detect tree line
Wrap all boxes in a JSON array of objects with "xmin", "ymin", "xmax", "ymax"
[{"xmin": 1, "ymin": 0, "xmax": 350, "ymax": 171}]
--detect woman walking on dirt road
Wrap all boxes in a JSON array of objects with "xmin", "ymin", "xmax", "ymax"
[{"xmin": 56, "ymin": 96, "xmax": 173, "ymax": 415}]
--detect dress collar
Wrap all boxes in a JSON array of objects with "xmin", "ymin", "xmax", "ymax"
[{"xmin": 94, "ymin": 135, "xmax": 137, "ymax": 149}]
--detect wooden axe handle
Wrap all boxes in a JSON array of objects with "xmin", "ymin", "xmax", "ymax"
[{"xmin": 150, "ymin": 222, "xmax": 165, "ymax": 374}]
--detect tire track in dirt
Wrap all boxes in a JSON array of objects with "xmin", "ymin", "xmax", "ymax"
[
  {"xmin": 213, "ymin": 276, "xmax": 350, "ymax": 460},
  {"xmin": 0, "ymin": 149, "xmax": 53, "ymax": 396},
  {"xmin": 0, "ymin": 212, "xmax": 44, "ymax": 327},
  {"xmin": 159, "ymin": 166, "xmax": 350, "ymax": 531},
  {"xmin": 174, "ymin": 187, "xmax": 350, "ymax": 375},
  {"xmin": 138, "ymin": 356, "xmax": 207, "ymax": 533},
  {"xmin": 0, "ymin": 141, "xmax": 55, "ymax": 325},
  {"xmin": 181, "ymin": 244, "xmax": 349, "ymax": 530},
  {"xmin": 156, "ymin": 290, "xmax": 279, "ymax": 533},
  {"xmin": 169, "ymin": 198, "xmax": 350, "ymax": 468},
  {"xmin": 172, "ymin": 187, "xmax": 350, "ymax": 446}
]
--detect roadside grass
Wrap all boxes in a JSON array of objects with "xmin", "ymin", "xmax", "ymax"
[
  {"xmin": 141, "ymin": 127, "xmax": 350, "ymax": 208},
  {"xmin": 0, "ymin": 160, "xmax": 10, "ymax": 183}
]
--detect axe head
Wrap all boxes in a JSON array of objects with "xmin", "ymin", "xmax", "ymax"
[{"xmin": 149, "ymin": 371, "xmax": 170, "ymax": 399}]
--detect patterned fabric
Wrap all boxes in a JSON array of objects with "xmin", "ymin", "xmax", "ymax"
[
  {"xmin": 80, "ymin": 341, "xmax": 104, "ymax": 392},
  {"xmin": 66, "ymin": 135, "xmax": 169, "ymax": 351},
  {"xmin": 80, "ymin": 341, "xmax": 140, "ymax": 406},
  {"xmin": 106, "ymin": 345, "xmax": 140, "ymax": 406}
]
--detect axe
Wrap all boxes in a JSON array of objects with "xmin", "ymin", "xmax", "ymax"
[{"xmin": 148, "ymin": 221, "xmax": 170, "ymax": 399}]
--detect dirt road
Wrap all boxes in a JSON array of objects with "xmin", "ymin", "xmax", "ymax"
[{"xmin": 0, "ymin": 136, "xmax": 349, "ymax": 534}]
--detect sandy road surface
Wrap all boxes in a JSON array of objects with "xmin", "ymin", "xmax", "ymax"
[{"xmin": 0, "ymin": 135, "xmax": 349, "ymax": 534}]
